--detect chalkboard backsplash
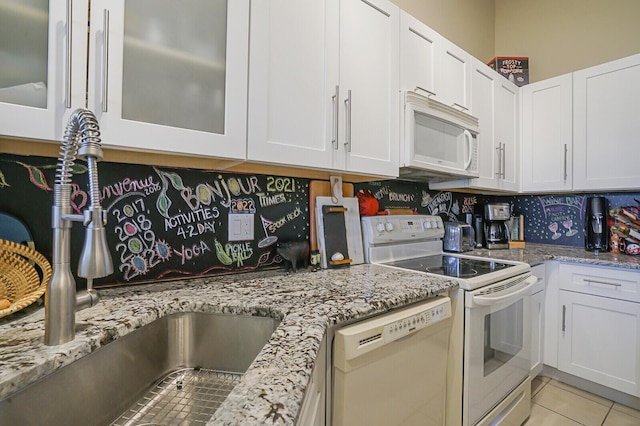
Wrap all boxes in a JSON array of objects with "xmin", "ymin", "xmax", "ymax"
[
  {"xmin": 2, "ymin": 153, "xmax": 639, "ymax": 288},
  {"xmin": 0, "ymin": 154, "xmax": 309, "ymax": 287},
  {"xmin": 353, "ymin": 181, "xmax": 640, "ymax": 248}
]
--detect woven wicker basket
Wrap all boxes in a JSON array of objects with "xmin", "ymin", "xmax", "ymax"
[{"xmin": 0, "ymin": 239, "xmax": 52, "ymax": 318}]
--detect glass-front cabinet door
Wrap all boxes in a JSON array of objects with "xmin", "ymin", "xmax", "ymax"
[
  {"xmin": 88, "ymin": 0, "xmax": 249, "ymax": 159},
  {"xmin": 0, "ymin": 0, "xmax": 86, "ymax": 141}
]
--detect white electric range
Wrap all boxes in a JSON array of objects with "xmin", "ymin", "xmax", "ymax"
[{"xmin": 361, "ymin": 214, "xmax": 535, "ymax": 426}]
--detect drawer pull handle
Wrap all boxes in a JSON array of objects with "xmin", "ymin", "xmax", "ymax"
[
  {"xmin": 584, "ymin": 279, "xmax": 622, "ymax": 287},
  {"xmin": 562, "ymin": 305, "xmax": 566, "ymax": 332}
]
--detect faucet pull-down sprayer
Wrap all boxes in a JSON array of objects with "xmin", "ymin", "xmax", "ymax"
[{"xmin": 45, "ymin": 109, "xmax": 113, "ymax": 346}]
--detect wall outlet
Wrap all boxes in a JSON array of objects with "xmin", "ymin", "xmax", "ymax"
[{"xmin": 228, "ymin": 214, "xmax": 254, "ymax": 241}]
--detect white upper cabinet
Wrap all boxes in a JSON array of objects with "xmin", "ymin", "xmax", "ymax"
[
  {"xmin": 430, "ymin": 59, "xmax": 518, "ymax": 192},
  {"xmin": 437, "ymin": 38, "xmax": 472, "ymax": 113},
  {"xmin": 248, "ymin": 0, "xmax": 399, "ymax": 178},
  {"xmin": 573, "ymin": 53, "xmax": 640, "ymax": 191},
  {"xmin": 0, "ymin": 0, "xmax": 87, "ymax": 141},
  {"xmin": 520, "ymin": 74, "xmax": 573, "ymax": 192},
  {"xmin": 87, "ymin": 0, "xmax": 249, "ymax": 160},
  {"xmin": 466, "ymin": 59, "xmax": 498, "ymax": 189},
  {"xmin": 399, "ymin": 11, "xmax": 438, "ymax": 96},
  {"xmin": 494, "ymin": 78, "xmax": 519, "ymax": 191},
  {"xmin": 338, "ymin": 0, "xmax": 399, "ymax": 177},
  {"xmin": 247, "ymin": 0, "xmax": 338, "ymax": 170},
  {"xmin": 399, "ymin": 11, "xmax": 471, "ymax": 113}
]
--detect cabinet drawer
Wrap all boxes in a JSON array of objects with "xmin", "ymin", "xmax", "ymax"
[{"xmin": 559, "ymin": 263, "xmax": 640, "ymax": 303}]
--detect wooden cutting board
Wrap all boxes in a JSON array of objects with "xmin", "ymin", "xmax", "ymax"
[{"xmin": 309, "ymin": 180, "xmax": 354, "ymax": 252}]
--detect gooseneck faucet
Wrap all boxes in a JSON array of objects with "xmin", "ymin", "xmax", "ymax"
[{"xmin": 45, "ymin": 109, "xmax": 113, "ymax": 346}]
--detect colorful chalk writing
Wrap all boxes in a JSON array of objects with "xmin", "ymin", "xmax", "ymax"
[
  {"xmin": 0, "ymin": 154, "xmax": 310, "ymax": 287},
  {"xmin": 174, "ymin": 240, "xmax": 211, "ymax": 266},
  {"xmin": 230, "ymin": 198, "xmax": 256, "ymax": 214},
  {"xmin": 266, "ymin": 177, "xmax": 297, "ymax": 193},
  {"xmin": 462, "ymin": 196, "xmax": 478, "ymax": 214}
]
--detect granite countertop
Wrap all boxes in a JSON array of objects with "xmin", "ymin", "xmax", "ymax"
[
  {"xmin": 2, "ymin": 244, "xmax": 639, "ymax": 424},
  {"xmin": 463, "ymin": 243, "xmax": 640, "ymax": 270},
  {"xmin": 0, "ymin": 263, "xmax": 457, "ymax": 425}
]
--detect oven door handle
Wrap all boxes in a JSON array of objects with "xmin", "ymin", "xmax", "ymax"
[{"xmin": 471, "ymin": 276, "xmax": 537, "ymax": 307}]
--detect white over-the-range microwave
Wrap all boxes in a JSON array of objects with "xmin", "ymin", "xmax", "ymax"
[{"xmin": 399, "ymin": 91, "xmax": 480, "ymax": 181}]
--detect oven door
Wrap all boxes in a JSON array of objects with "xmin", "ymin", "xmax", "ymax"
[{"xmin": 463, "ymin": 274, "xmax": 536, "ymax": 426}]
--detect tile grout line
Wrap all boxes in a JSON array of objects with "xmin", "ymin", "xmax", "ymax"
[
  {"xmin": 546, "ymin": 380, "xmax": 614, "ymax": 409},
  {"xmin": 600, "ymin": 405, "xmax": 614, "ymax": 426},
  {"xmin": 531, "ymin": 402, "xmax": 588, "ymax": 426}
]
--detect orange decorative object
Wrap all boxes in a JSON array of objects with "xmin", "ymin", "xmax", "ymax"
[{"xmin": 356, "ymin": 189, "xmax": 379, "ymax": 217}]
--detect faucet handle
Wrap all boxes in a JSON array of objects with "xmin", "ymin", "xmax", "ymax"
[{"xmin": 78, "ymin": 207, "xmax": 114, "ymax": 279}]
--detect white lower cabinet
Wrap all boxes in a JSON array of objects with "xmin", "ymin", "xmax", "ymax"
[
  {"xmin": 296, "ymin": 334, "xmax": 326, "ymax": 426},
  {"xmin": 557, "ymin": 263, "xmax": 640, "ymax": 396}
]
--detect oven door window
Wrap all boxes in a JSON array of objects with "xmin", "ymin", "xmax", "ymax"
[
  {"xmin": 484, "ymin": 299, "xmax": 523, "ymax": 376},
  {"xmin": 464, "ymin": 291, "xmax": 531, "ymax": 426}
]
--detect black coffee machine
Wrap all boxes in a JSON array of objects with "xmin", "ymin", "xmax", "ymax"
[
  {"xmin": 585, "ymin": 196, "xmax": 609, "ymax": 251},
  {"xmin": 484, "ymin": 203, "xmax": 511, "ymax": 249}
]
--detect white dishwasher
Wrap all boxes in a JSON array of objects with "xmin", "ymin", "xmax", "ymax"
[{"xmin": 332, "ymin": 296, "xmax": 452, "ymax": 426}]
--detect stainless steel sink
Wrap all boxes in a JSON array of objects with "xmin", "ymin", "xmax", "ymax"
[{"xmin": 0, "ymin": 312, "xmax": 279, "ymax": 425}]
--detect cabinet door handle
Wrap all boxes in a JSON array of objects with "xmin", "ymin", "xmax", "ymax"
[
  {"xmin": 331, "ymin": 85, "xmax": 339, "ymax": 150},
  {"xmin": 344, "ymin": 89, "xmax": 352, "ymax": 153},
  {"xmin": 65, "ymin": 0, "xmax": 73, "ymax": 108},
  {"xmin": 584, "ymin": 278, "xmax": 622, "ymax": 287},
  {"xmin": 563, "ymin": 144, "xmax": 568, "ymax": 181},
  {"xmin": 562, "ymin": 305, "xmax": 566, "ymax": 332},
  {"xmin": 452, "ymin": 102, "xmax": 469, "ymax": 112},
  {"xmin": 415, "ymin": 86, "xmax": 436, "ymax": 97},
  {"xmin": 502, "ymin": 143, "xmax": 507, "ymax": 179},
  {"xmin": 102, "ymin": 9, "xmax": 110, "ymax": 112},
  {"xmin": 495, "ymin": 143, "xmax": 506, "ymax": 179}
]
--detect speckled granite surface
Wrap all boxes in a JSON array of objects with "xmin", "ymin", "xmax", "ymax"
[
  {"xmin": 0, "ymin": 264, "xmax": 456, "ymax": 425},
  {"xmin": 464, "ymin": 243, "xmax": 640, "ymax": 270},
  {"xmin": 2, "ymin": 244, "xmax": 639, "ymax": 424}
]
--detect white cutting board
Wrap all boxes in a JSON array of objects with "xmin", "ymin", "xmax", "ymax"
[{"xmin": 315, "ymin": 196, "xmax": 364, "ymax": 269}]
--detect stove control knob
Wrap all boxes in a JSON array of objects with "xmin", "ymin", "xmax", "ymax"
[
  {"xmin": 376, "ymin": 222, "xmax": 386, "ymax": 233},
  {"xmin": 384, "ymin": 222, "xmax": 394, "ymax": 232},
  {"xmin": 434, "ymin": 220, "xmax": 442, "ymax": 228},
  {"xmin": 423, "ymin": 220, "xmax": 432, "ymax": 229}
]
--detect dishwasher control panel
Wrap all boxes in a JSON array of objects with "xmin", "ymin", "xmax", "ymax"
[
  {"xmin": 383, "ymin": 298, "xmax": 450, "ymax": 343},
  {"xmin": 334, "ymin": 296, "xmax": 452, "ymax": 364}
]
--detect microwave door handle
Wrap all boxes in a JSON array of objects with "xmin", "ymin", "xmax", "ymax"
[
  {"xmin": 463, "ymin": 130, "xmax": 473, "ymax": 170},
  {"xmin": 471, "ymin": 276, "xmax": 537, "ymax": 306}
]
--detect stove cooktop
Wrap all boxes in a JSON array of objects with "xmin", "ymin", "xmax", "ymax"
[
  {"xmin": 361, "ymin": 215, "xmax": 531, "ymax": 290},
  {"xmin": 383, "ymin": 255, "xmax": 517, "ymax": 279}
]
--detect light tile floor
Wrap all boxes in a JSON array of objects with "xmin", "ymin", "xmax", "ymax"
[{"xmin": 524, "ymin": 376, "xmax": 640, "ymax": 425}]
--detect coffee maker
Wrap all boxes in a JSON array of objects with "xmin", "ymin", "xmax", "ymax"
[
  {"xmin": 585, "ymin": 196, "xmax": 609, "ymax": 251},
  {"xmin": 484, "ymin": 203, "xmax": 511, "ymax": 249}
]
